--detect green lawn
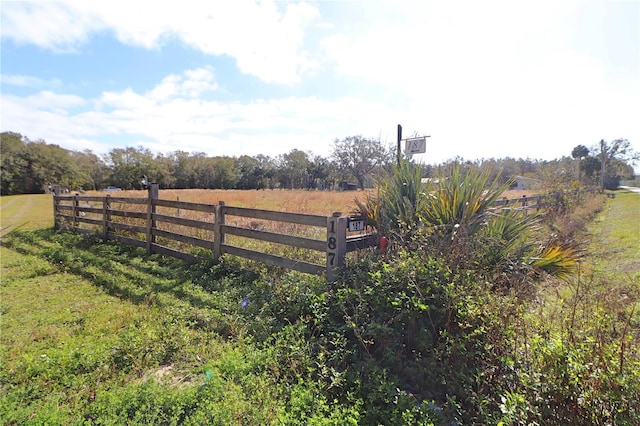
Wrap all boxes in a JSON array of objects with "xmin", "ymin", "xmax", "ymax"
[
  {"xmin": 535, "ymin": 189, "xmax": 639, "ymax": 325},
  {"xmin": 1, "ymin": 191, "xmax": 638, "ymax": 424},
  {"xmin": 586, "ymin": 189, "xmax": 640, "ymax": 282},
  {"xmin": 0, "ymin": 194, "xmax": 53, "ymax": 237},
  {"xmin": 0, "ymin": 195, "xmax": 297, "ymax": 424}
]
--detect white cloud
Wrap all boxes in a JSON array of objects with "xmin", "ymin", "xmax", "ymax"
[
  {"xmin": 171, "ymin": 1, "xmax": 321, "ymax": 84},
  {"xmin": 2, "ymin": 1, "xmax": 638, "ymax": 170},
  {"xmin": 148, "ymin": 67, "xmax": 218, "ymax": 101},
  {"xmin": 1, "ymin": 1, "xmax": 321, "ymax": 84},
  {"xmin": 1, "ymin": 74, "xmax": 62, "ymax": 88},
  {"xmin": 97, "ymin": 88, "xmax": 152, "ymax": 112},
  {"xmin": 3, "ymin": 56, "xmax": 637, "ymax": 165},
  {"xmin": 0, "ymin": 1, "xmax": 103, "ymax": 52},
  {"xmin": 21, "ymin": 91, "xmax": 86, "ymax": 110},
  {"xmin": 317, "ymin": 0, "xmax": 639, "ymax": 163},
  {"xmin": 1, "ymin": 65, "xmax": 400, "ymax": 158}
]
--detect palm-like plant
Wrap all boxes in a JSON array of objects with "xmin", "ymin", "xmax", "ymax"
[
  {"xmin": 418, "ymin": 165, "xmax": 512, "ymax": 240},
  {"xmin": 355, "ymin": 159, "xmax": 425, "ymax": 243},
  {"xmin": 357, "ymin": 161, "xmax": 580, "ymax": 284}
]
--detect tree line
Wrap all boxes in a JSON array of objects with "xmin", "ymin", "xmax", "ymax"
[{"xmin": 1, "ymin": 131, "xmax": 636, "ymax": 195}]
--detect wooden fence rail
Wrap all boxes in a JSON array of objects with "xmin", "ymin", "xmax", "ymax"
[
  {"xmin": 53, "ymin": 184, "xmax": 375, "ymax": 279},
  {"xmin": 53, "ymin": 185, "xmax": 574, "ymax": 278}
]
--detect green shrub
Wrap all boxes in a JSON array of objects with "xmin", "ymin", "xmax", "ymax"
[
  {"xmin": 289, "ymin": 251, "xmax": 521, "ymax": 424},
  {"xmin": 358, "ymin": 161, "xmax": 581, "ymax": 286}
]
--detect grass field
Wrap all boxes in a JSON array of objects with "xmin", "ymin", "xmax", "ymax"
[
  {"xmin": 1, "ymin": 219, "xmax": 283, "ymax": 423},
  {"xmin": 586, "ymin": 190, "xmax": 640, "ymax": 282},
  {"xmin": 81, "ymin": 188, "xmax": 535, "ymax": 216},
  {"xmin": 84, "ymin": 188, "xmax": 371, "ymax": 216},
  {"xmin": 531, "ymin": 188, "xmax": 639, "ymax": 320},
  {"xmin": 0, "ymin": 194, "xmax": 53, "ymax": 237},
  {"xmin": 50, "ymin": 188, "xmax": 539, "ymax": 267},
  {"xmin": 1, "ymin": 188, "xmax": 637, "ymax": 424}
]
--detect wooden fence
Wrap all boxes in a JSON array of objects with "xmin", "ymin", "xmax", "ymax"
[
  {"xmin": 491, "ymin": 191, "xmax": 594, "ymax": 214},
  {"xmin": 53, "ymin": 185, "xmax": 574, "ymax": 278},
  {"xmin": 492, "ymin": 195, "xmax": 545, "ymax": 213},
  {"xmin": 53, "ymin": 184, "xmax": 376, "ymax": 280}
]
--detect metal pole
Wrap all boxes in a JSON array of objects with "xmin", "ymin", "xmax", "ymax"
[{"xmin": 600, "ymin": 139, "xmax": 606, "ymax": 191}]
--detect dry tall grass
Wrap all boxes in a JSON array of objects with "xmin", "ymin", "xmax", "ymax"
[
  {"xmin": 78, "ymin": 189, "xmax": 376, "ymax": 266},
  {"xmin": 89, "ymin": 188, "xmax": 532, "ymax": 215},
  {"xmin": 89, "ymin": 189, "xmax": 370, "ymax": 216},
  {"xmin": 77, "ymin": 188, "xmax": 539, "ymax": 267}
]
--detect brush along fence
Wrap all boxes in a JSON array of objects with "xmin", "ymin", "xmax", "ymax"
[
  {"xmin": 491, "ymin": 189, "xmax": 596, "ymax": 214},
  {"xmin": 53, "ymin": 184, "xmax": 376, "ymax": 279},
  {"xmin": 52, "ymin": 185, "xmax": 585, "ymax": 278}
]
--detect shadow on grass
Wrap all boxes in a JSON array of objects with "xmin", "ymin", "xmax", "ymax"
[
  {"xmin": 0, "ymin": 221, "xmax": 30, "ymax": 239},
  {"xmin": 1, "ymin": 228, "xmax": 263, "ymax": 315}
]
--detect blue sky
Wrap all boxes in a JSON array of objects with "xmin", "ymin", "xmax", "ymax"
[{"xmin": 1, "ymin": 0, "xmax": 639, "ymax": 169}]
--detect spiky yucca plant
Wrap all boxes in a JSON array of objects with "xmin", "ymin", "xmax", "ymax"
[
  {"xmin": 355, "ymin": 159, "xmax": 425, "ymax": 243},
  {"xmin": 358, "ymin": 161, "xmax": 581, "ymax": 284},
  {"xmin": 418, "ymin": 164, "xmax": 512, "ymax": 239}
]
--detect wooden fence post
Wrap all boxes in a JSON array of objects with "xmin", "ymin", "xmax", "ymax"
[
  {"xmin": 103, "ymin": 195, "xmax": 111, "ymax": 242},
  {"xmin": 72, "ymin": 194, "xmax": 79, "ymax": 231},
  {"xmin": 146, "ymin": 183, "xmax": 159, "ymax": 254},
  {"xmin": 52, "ymin": 188, "xmax": 61, "ymax": 230},
  {"xmin": 213, "ymin": 201, "xmax": 226, "ymax": 261},
  {"xmin": 326, "ymin": 212, "xmax": 347, "ymax": 281}
]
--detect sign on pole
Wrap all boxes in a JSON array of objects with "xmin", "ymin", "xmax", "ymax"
[{"xmin": 405, "ymin": 137, "xmax": 427, "ymax": 154}]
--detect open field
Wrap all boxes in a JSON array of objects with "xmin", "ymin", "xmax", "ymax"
[
  {"xmin": 0, "ymin": 194, "xmax": 53, "ymax": 237},
  {"xmin": 83, "ymin": 188, "xmax": 536, "ymax": 215},
  {"xmin": 585, "ymin": 189, "xmax": 640, "ymax": 282},
  {"xmin": 2, "ymin": 189, "xmax": 637, "ymax": 424},
  {"xmin": 1, "ymin": 231, "xmax": 275, "ymax": 424},
  {"xmin": 533, "ymin": 188, "xmax": 639, "ymax": 319},
  {"xmin": 57, "ymin": 188, "xmax": 540, "ymax": 268},
  {"xmin": 86, "ymin": 188, "xmax": 372, "ymax": 216}
]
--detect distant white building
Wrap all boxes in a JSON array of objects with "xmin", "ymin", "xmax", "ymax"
[{"xmin": 421, "ymin": 178, "xmax": 441, "ymax": 185}]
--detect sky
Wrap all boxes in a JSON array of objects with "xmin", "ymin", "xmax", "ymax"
[{"xmin": 1, "ymin": 0, "xmax": 639, "ymax": 170}]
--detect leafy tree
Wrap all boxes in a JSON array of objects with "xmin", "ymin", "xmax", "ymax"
[
  {"xmin": 37, "ymin": 143, "xmax": 85, "ymax": 190},
  {"xmin": 19, "ymin": 139, "xmax": 81, "ymax": 193},
  {"xmin": 581, "ymin": 155, "xmax": 601, "ymax": 184},
  {"xmin": 169, "ymin": 151, "xmax": 197, "ymax": 189},
  {"xmin": 571, "ymin": 145, "xmax": 590, "ymax": 183},
  {"xmin": 152, "ymin": 153, "xmax": 176, "ymax": 189},
  {"xmin": 571, "ymin": 145, "xmax": 589, "ymax": 160},
  {"xmin": 277, "ymin": 149, "xmax": 311, "ymax": 189},
  {"xmin": 1, "ymin": 132, "xmax": 102, "ymax": 193},
  {"xmin": 332, "ymin": 136, "xmax": 392, "ymax": 190},
  {"xmin": 307, "ymin": 154, "xmax": 333, "ymax": 190},
  {"xmin": 192, "ymin": 156, "xmax": 215, "ymax": 188},
  {"xmin": 235, "ymin": 154, "xmax": 277, "ymax": 190},
  {"xmin": 69, "ymin": 149, "xmax": 108, "ymax": 190},
  {"xmin": 255, "ymin": 154, "xmax": 277, "ymax": 189},
  {"xmin": 592, "ymin": 138, "xmax": 638, "ymax": 189},
  {"xmin": 104, "ymin": 146, "xmax": 158, "ymax": 189},
  {"xmin": 210, "ymin": 156, "xmax": 237, "ymax": 189},
  {"xmin": 236, "ymin": 155, "xmax": 262, "ymax": 189},
  {"xmin": 0, "ymin": 132, "xmax": 27, "ymax": 195}
]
